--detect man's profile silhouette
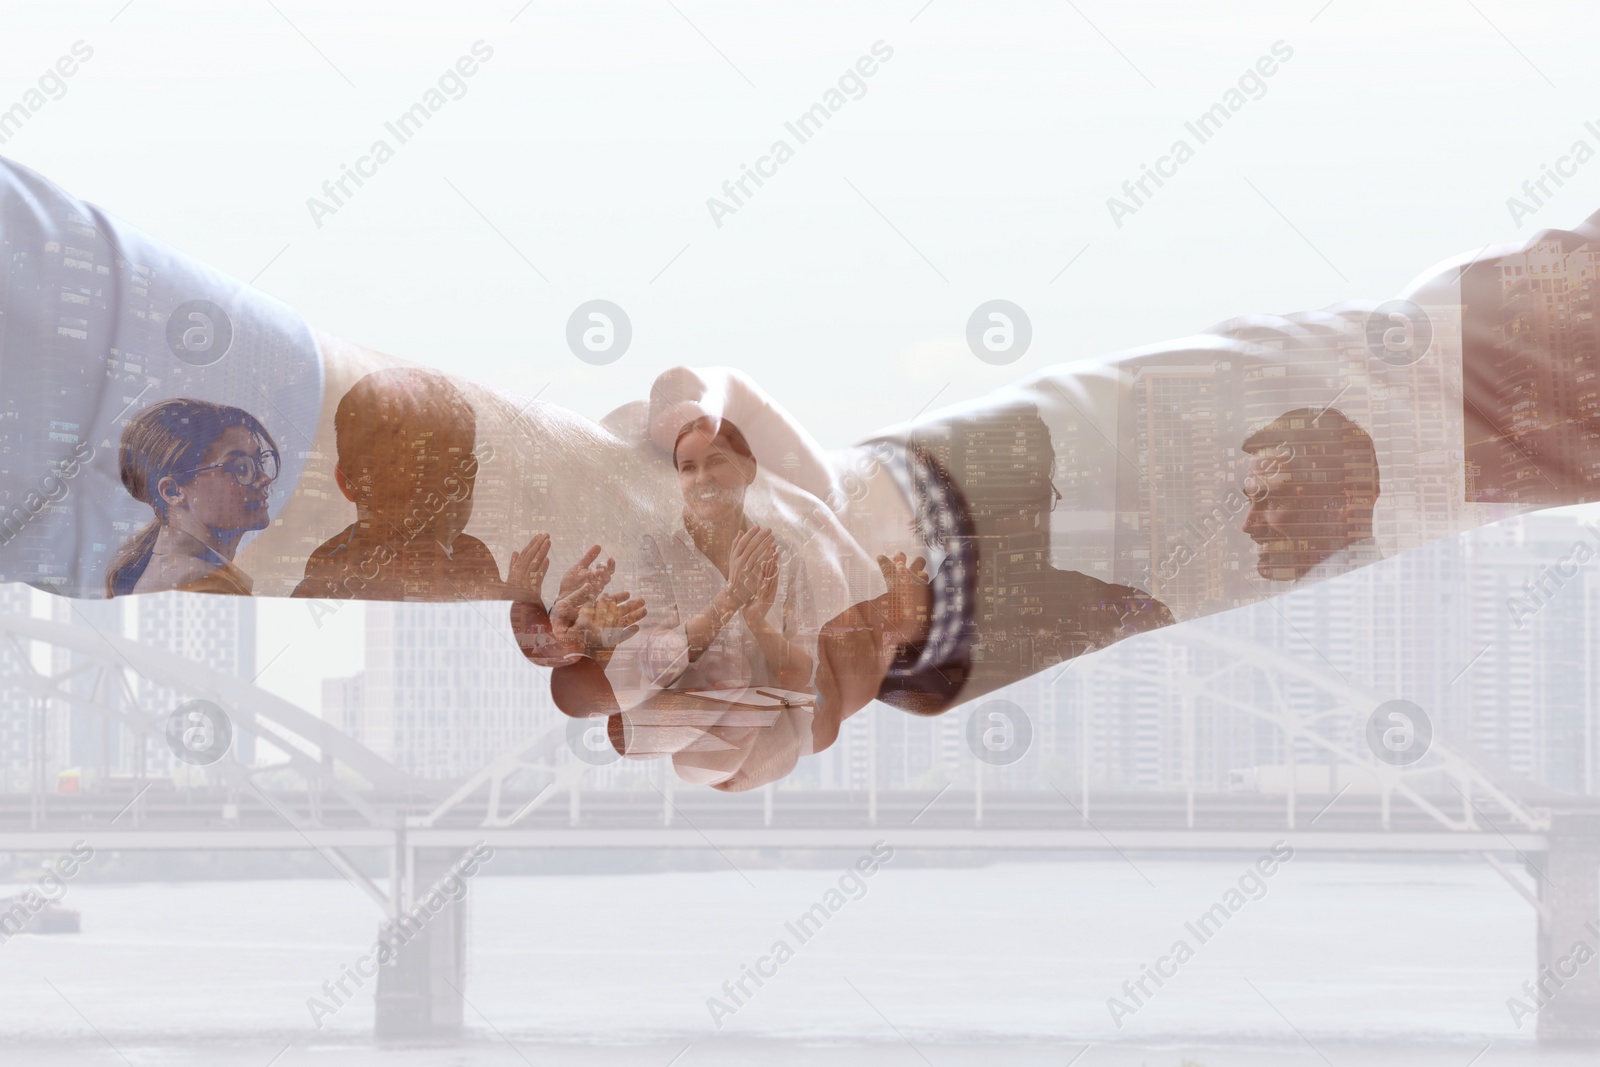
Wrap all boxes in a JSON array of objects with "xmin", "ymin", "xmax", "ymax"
[{"xmin": 1240, "ymin": 407, "xmax": 1382, "ymax": 583}]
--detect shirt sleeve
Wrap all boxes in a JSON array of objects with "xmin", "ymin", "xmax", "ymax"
[{"xmin": 0, "ymin": 154, "xmax": 323, "ymax": 597}]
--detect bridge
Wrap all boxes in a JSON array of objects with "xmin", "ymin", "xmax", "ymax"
[{"xmin": 1, "ymin": 611, "xmax": 1597, "ymax": 1042}]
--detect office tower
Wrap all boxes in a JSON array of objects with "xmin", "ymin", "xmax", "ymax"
[
  {"xmin": 1135, "ymin": 362, "xmax": 1232, "ymax": 616},
  {"xmin": 362, "ymin": 601, "xmax": 558, "ymax": 779},
  {"xmin": 323, "ymin": 672, "xmax": 365, "ymax": 743},
  {"xmin": 0, "ymin": 583, "xmax": 34, "ymax": 784},
  {"xmin": 1463, "ymin": 238, "xmax": 1600, "ymax": 503},
  {"xmin": 136, "ymin": 592, "xmax": 257, "ymax": 768},
  {"xmin": 50, "ymin": 596, "xmax": 125, "ymax": 777}
]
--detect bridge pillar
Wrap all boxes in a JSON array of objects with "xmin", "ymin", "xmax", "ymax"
[
  {"xmin": 1537, "ymin": 814, "xmax": 1600, "ymax": 1044},
  {"xmin": 374, "ymin": 848, "xmax": 469, "ymax": 1039}
]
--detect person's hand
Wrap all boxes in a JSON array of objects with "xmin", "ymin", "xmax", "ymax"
[
  {"xmin": 742, "ymin": 550, "xmax": 779, "ymax": 626},
  {"xmin": 575, "ymin": 590, "xmax": 648, "ymax": 662},
  {"xmin": 506, "ymin": 532, "xmax": 551, "ymax": 602},
  {"xmin": 548, "ymin": 545, "xmax": 619, "ymax": 659},
  {"xmin": 724, "ymin": 526, "xmax": 776, "ymax": 608},
  {"xmin": 873, "ymin": 551, "xmax": 931, "ymax": 654},
  {"xmin": 550, "ymin": 544, "xmax": 612, "ymax": 621}
]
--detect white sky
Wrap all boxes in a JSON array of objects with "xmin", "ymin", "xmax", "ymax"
[{"xmin": 7, "ymin": 0, "xmax": 1599, "ymax": 712}]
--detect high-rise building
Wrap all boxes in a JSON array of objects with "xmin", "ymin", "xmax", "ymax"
[
  {"xmin": 50, "ymin": 596, "xmax": 125, "ymax": 776},
  {"xmin": 0, "ymin": 583, "xmax": 34, "ymax": 784},
  {"xmin": 361, "ymin": 601, "xmax": 558, "ymax": 778},
  {"xmin": 136, "ymin": 592, "xmax": 257, "ymax": 768},
  {"xmin": 323, "ymin": 672, "xmax": 365, "ymax": 744}
]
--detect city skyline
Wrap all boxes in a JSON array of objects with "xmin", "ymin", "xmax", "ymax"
[{"xmin": 2, "ymin": 504, "xmax": 1599, "ymax": 796}]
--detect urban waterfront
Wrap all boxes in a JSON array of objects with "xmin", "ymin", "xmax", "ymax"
[{"xmin": 0, "ymin": 858, "xmax": 1581, "ymax": 1065}]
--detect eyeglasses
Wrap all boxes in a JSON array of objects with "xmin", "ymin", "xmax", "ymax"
[{"xmin": 183, "ymin": 449, "xmax": 280, "ymax": 486}]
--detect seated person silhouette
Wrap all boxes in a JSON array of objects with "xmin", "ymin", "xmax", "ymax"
[
  {"xmin": 1240, "ymin": 407, "xmax": 1382, "ymax": 583},
  {"xmin": 292, "ymin": 368, "xmax": 502, "ymax": 600},
  {"xmin": 106, "ymin": 399, "xmax": 280, "ymax": 597},
  {"xmin": 881, "ymin": 404, "xmax": 1174, "ymax": 713}
]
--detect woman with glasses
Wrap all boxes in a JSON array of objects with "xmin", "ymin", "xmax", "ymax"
[{"xmin": 106, "ymin": 399, "xmax": 280, "ymax": 597}]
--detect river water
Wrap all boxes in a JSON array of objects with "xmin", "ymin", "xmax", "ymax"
[{"xmin": 0, "ymin": 856, "xmax": 1590, "ymax": 1065}]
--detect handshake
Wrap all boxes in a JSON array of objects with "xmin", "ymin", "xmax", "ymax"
[{"xmin": 9, "ymin": 154, "xmax": 1597, "ymax": 790}]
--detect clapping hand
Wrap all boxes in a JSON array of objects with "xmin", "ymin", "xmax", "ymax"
[
  {"xmin": 509, "ymin": 540, "xmax": 634, "ymax": 666},
  {"xmin": 725, "ymin": 525, "xmax": 777, "ymax": 609},
  {"xmin": 575, "ymin": 590, "xmax": 649, "ymax": 665},
  {"xmin": 742, "ymin": 547, "xmax": 779, "ymax": 626},
  {"xmin": 507, "ymin": 532, "xmax": 552, "ymax": 602}
]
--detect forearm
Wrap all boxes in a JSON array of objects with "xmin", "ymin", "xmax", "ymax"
[
  {"xmin": 747, "ymin": 617, "xmax": 813, "ymax": 691},
  {"xmin": 684, "ymin": 588, "xmax": 740, "ymax": 661},
  {"xmin": 655, "ymin": 214, "xmax": 1600, "ymax": 715},
  {"xmin": 856, "ymin": 216, "xmax": 1600, "ymax": 707},
  {"xmin": 247, "ymin": 331, "xmax": 675, "ymax": 597},
  {"xmin": 0, "ymin": 155, "xmax": 687, "ymax": 599}
]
